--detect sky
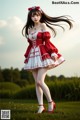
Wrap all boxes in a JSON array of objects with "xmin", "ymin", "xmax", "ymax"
[{"xmin": 0, "ymin": 0, "xmax": 80, "ymax": 77}]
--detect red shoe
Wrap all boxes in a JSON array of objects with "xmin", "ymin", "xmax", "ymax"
[
  {"xmin": 37, "ymin": 105, "xmax": 46, "ymax": 113},
  {"xmin": 48, "ymin": 101, "xmax": 56, "ymax": 113}
]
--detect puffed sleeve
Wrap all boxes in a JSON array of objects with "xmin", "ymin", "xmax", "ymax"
[{"xmin": 43, "ymin": 31, "xmax": 59, "ymax": 57}]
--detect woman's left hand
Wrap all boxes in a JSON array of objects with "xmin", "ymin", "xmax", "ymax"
[{"xmin": 51, "ymin": 56, "xmax": 58, "ymax": 61}]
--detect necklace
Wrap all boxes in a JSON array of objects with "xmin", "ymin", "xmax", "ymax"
[
  {"xmin": 30, "ymin": 29, "xmax": 37, "ymax": 40},
  {"xmin": 30, "ymin": 23, "xmax": 41, "ymax": 39},
  {"xmin": 33, "ymin": 23, "xmax": 41, "ymax": 31}
]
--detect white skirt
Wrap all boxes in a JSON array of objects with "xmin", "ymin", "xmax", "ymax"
[{"xmin": 24, "ymin": 46, "xmax": 65, "ymax": 70}]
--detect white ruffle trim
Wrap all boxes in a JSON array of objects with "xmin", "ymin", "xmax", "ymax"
[
  {"xmin": 23, "ymin": 46, "xmax": 65, "ymax": 70},
  {"xmin": 23, "ymin": 56, "xmax": 65, "ymax": 70}
]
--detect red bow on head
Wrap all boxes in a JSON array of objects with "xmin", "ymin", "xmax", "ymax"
[{"xmin": 28, "ymin": 6, "xmax": 42, "ymax": 12}]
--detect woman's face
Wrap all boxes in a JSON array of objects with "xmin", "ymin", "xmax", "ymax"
[{"xmin": 31, "ymin": 12, "xmax": 41, "ymax": 24}]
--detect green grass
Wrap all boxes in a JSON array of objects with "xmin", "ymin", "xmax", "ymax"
[{"xmin": 0, "ymin": 99, "xmax": 80, "ymax": 120}]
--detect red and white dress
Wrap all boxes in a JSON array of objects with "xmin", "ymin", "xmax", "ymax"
[{"xmin": 23, "ymin": 30, "xmax": 65, "ymax": 71}]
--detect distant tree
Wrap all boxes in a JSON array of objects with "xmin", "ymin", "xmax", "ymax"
[
  {"xmin": 20, "ymin": 69, "xmax": 34, "ymax": 84},
  {"xmin": 45, "ymin": 74, "xmax": 50, "ymax": 81},
  {"xmin": 10, "ymin": 67, "xmax": 14, "ymax": 82},
  {"xmin": 12, "ymin": 68, "xmax": 21, "ymax": 82},
  {"xmin": 2, "ymin": 68, "xmax": 21, "ymax": 82},
  {"xmin": 58, "ymin": 75, "xmax": 65, "ymax": 80},
  {"xmin": 20, "ymin": 69, "xmax": 28, "ymax": 80},
  {"xmin": 0, "ymin": 68, "xmax": 4, "ymax": 82},
  {"xmin": 2, "ymin": 68, "xmax": 12, "ymax": 82},
  {"xmin": 50, "ymin": 75, "xmax": 57, "ymax": 81}
]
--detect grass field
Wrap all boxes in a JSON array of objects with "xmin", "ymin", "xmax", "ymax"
[{"xmin": 0, "ymin": 99, "xmax": 80, "ymax": 120}]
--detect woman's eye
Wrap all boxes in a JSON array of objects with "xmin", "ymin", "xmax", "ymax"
[
  {"xmin": 31, "ymin": 15, "xmax": 34, "ymax": 17},
  {"xmin": 31, "ymin": 14, "xmax": 39, "ymax": 17},
  {"xmin": 36, "ymin": 14, "xmax": 39, "ymax": 16}
]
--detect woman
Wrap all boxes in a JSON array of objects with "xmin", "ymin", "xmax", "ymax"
[{"xmin": 22, "ymin": 6, "xmax": 73, "ymax": 113}]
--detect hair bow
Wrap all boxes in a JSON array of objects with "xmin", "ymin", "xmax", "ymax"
[{"xmin": 28, "ymin": 6, "xmax": 42, "ymax": 12}]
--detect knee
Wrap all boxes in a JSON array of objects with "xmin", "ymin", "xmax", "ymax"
[{"xmin": 36, "ymin": 80, "xmax": 42, "ymax": 86}]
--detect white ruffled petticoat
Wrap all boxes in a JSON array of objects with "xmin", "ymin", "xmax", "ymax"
[{"xmin": 24, "ymin": 46, "xmax": 65, "ymax": 70}]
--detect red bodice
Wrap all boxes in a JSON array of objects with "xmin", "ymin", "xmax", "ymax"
[{"xmin": 24, "ymin": 32, "xmax": 61, "ymax": 63}]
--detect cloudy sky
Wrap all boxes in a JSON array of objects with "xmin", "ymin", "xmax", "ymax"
[{"xmin": 0, "ymin": 0, "xmax": 80, "ymax": 77}]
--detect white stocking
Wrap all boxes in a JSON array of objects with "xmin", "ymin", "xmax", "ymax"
[
  {"xmin": 32, "ymin": 68, "xmax": 53, "ymax": 112},
  {"xmin": 32, "ymin": 70, "xmax": 43, "ymax": 105},
  {"xmin": 37, "ymin": 68, "xmax": 52, "ymax": 103}
]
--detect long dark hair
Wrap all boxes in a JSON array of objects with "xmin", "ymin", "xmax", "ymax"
[{"xmin": 22, "ymin": 7, "xmax": 73, "ymax": 37}]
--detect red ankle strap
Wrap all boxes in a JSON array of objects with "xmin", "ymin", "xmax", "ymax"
[
  {"xmin": 48, "ymin": 100, "xmax": 53, "ymax": 103},
  {"xmin": 38, "ymin": 104, "xmax": 44, "ymax": 106}
]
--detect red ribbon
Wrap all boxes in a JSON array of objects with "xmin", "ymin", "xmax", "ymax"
[{"xmin": 28, "ymin": 6, "xmax": 41, "ymax": 11}]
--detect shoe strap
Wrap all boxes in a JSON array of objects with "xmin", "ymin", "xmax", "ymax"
[
  {"xmin": 48, "ymin": 100, "xmax": 53, "ymax": 103},
  {"xmin": 38, "ymin": 104, "xmax": 44, "ymax": 106}
]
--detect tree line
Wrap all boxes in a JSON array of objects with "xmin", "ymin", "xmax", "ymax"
[
  {"xmin": 0, "ymin": 67, "xmax": 80, "ymax": 86},
  {"xmin": 0, "ymin": 67, "xmax": 80, "ymax": 100}
]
